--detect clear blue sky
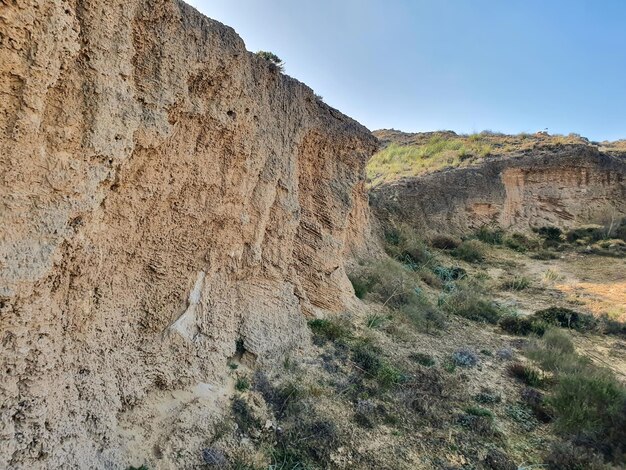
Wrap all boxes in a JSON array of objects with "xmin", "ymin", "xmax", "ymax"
[{"xmin": 186, "ymin": 0, "xmax": 626, "ymax": 141}]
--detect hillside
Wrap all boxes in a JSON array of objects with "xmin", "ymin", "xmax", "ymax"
[
  {"xmin": 1, "ymin": 2, "xmax": 625, "ymax": 470},
  {"xmin": 368, "ymin": 129, "xmax": 626, "ymax": 187},
  {"xmin": 369, "ymin": 131, "xmax": 626, "ymax": 236}
]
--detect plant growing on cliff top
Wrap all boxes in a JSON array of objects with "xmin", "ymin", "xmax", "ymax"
[{"xmin": 255, "ymin": 50, "xmax": 284, "ymax": 71}]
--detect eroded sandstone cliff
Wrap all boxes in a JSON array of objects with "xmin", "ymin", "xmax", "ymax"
[
  {"xmin": 0, "ymin": 1, "xmax": 376, "ymax": 467},
  {"xmin": 371, "ymin": 144, "xmax": 626, "ymax": 235}
]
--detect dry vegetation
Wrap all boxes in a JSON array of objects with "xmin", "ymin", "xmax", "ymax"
[
  {"xmin": 173, "ymin": 220, "xmax": 626, "ymax": 470},
  {"xmin": 366, "ymin": 129, "xmax": 619, "ymax": 186}
]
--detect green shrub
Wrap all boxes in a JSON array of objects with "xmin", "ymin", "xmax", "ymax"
[
  {"xmin": 505, "ymin": 402, "xmax": 539, "ymax": 431},
  {"xmin": 535, "ymin": 225, "xmax": 563, "ymax": 242},
  {"xmin": 499, "ymin": 314, "xmax": 547, "ymax": 336},
  {"xmin": 235, "ymin": 376, "xmax": 250, "ymax": 392},
  {"xmin": 352, "ymin": 343, "xmax": 406, "ymax": 389},
  {"xmin": 441, "ymin": 288, "xmax": 502, "ymax": 323},
  {"xmin": 543, "ymin": 441, "xmax": 609, "ymax": 470},
  {"xmin": 475, "ymin": 225, "xmax": 504, "ymax": 245},
  {"xmin": 352, "ymin": 343, "xmax": 382, "ymax": 375},
  {"xmin": 383, "ymin": 224, "xmax": 432, "ymax": 267},
  {"xmin": 308, "ymin": 318, "xmax": 350, "ymax": 344},
  {"xmin": 453, "ymin": 239, "xmax": 486, "ymax": 263},
  {"xmin": 464, "ymin": 406, "xmax": 494, "ymax": 418},
  {"xmin": 474, "ymin": 391, "xmax": 501, "ymax": 404},
  {"xmin": 349, "ymin": 258, "xmax": 445, "ymax": 333},
  {"xmin": 507, "ymin": 362, "xmax": 544, "ymax": 387},
  {"xmin": 231, "ymin": 397, "xmax": 259, "ymax": 434},
  {"xmin": 430, "ymin": 234, "xmax": 461, "ymax": 250},
  {"xmin": 483, "ymin": 448, "xmax": 517, "ymax": 470},
  {"xmin": 527, "ymin": 330, "xmax": 626, "ymax": 461},
  {"xmin": 566, "ymin": 225, "xmax": 606, "ymax": 244},
  {"xmin": 535, "ymin": 307, "xmax": 597, "ymax": 331},
  {"xmin": 376, "ymin": 364, "xmax": 407, "ymax": 389},
  {"xmin": 457, "ymin": 414, "xmax": 500, "ymax": 436},
  {"xmin": 452, "ymin": 348, "xmax": 479, "ymax": 367},
  {"xmin": 549, "ymin": 370, "xmax": 626, "ymax": 451},
  {"xmin": 255, "ymin": 50, "xmax": 284, "ymax": 71},
  {"xmin": 409, "ymin": 352, "xmax": 435, "ymax": 367},
  {"xmin": 501, "ymin": 276, "xmax": 531, "ymax": 291},
  {"xmin": 365, "ymin": 314, "xmax": 387, "ymax": 329},
  {"xmin": 348, "ymin": 273, "xmax": 369, "ymax": 299},
  {"xmin": 432, "ymin": 265, "xmax": 466, "ymax": 283},
  {"xmin": 503, "ymin": 232, "xmax": 538, "ymax": 252}
]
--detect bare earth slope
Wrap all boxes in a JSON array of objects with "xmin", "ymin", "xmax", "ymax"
[
  {"xmin": 370, "ymin": 131, "xmax": 626, "ymax": 235},
  {"xmin": 0, "ymin": 1, "xmax": 376, "ymax": 467}
]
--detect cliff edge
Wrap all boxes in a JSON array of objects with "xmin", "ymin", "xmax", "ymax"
[
  {"xmin": 0, "ymin": 1, "xmax": 376, "ymax": 467},
  {"xmin": 369, "ymin": 131, "xmax": 626, "ymax": 235}
]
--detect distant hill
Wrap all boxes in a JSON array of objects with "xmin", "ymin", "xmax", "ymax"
[{"xmin": 368, "ymin": 129, "xmax": 625, "ymax": 186}]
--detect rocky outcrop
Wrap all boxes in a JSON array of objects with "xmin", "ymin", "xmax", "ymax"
[
  {"xmin": 0, "ymin": 1, "xmax": 376, "ymax": 467},
  {"xmin": 371, "ymin": 145, "xmax": 626, "ymax": 235}
]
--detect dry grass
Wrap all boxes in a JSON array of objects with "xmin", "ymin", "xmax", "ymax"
[{"xmin": 368, "ymin": 129, "xmax": 597, "ymax": 185}]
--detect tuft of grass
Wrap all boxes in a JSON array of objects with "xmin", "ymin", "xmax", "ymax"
[
  {"xmin": 348, "ymin": 258, "xmax": 445, "ymax": 332},
  {"xmin": 474, "ymin": 391, "xmax": 501, "ymax": 405},
  {"xmin": 507, "ymin": 362, "xmax": 544, "ymax": 387},
  {"xmin": 351, "ymin": 343, "xmax": 406, "ymax": 389},
  {"xmin": 255, "ymin": 50, "xmax": 284, "ymax": 71},
  {"xmin": 452, "ymin": 348, "xmax": 479, "ymax": 368},
  {"xmin": 543, "ymin": 442, "xmax": 609, "ymax": 470},
  {"xmin": 505, "ymin": 403, "xmax": 539, "ymax": 431},
  {"xmin": 531, "ymin": 249, "xmax": 560, "ymax": 260},
  {"xmin": 429, "ymin": 235, "xmax": 461, "ymax": 250},
  {"xmin": 534, "ymin": 306, "xmax": 597, "ymax": 331},
  {"xmin": 464, "ymin": 406, "xmax": 494, "ymax": 418},
  {"xmin": 453, "ymin": 239, "xmax": 486, "ymax": 263},
  {"xmin": 535, "ymin": 225, "xmax": 563, "ymax": 243},
  {"xmin": 475, "ymin": 226, "xmax": 504, "ymax": 245},
  {"xmin": 543, "ymin": 268, "xmax": 563, "ymax": 282},
  {"xmin": 442, "ymin": 359, "xmax": 457, "ymax": 374},
  {"xmin": 566, "ymin": 225, "xmax": 607, "ymax": 244},
  {"xmin": 499, "ymin": 314, "xmax": 547, "ymax": 336},
  {"xmin": 440, "ymin": 285, "xmax": 502, "ymax": 324},
  {"xmin": 501, "ymin": 276, "xmax": 531, "ymax": 291},
  {"xmin": 231, "ymin": 397, "xmax": 259, "ymax": 434},
  {"xmin": 432, "ymin": 265, "xmax": 466, "ymax": 283},
  {"xmin": 365, "ymin": 314, "xmax": 387, "ymax": 329},
  {"xmin": 235, "ymin": 376, "xmax": 250, "ymax": 392},
  {"xmin": 308, "ymin": 318, "xmax": 350, "ymax": 344},
  {"xmin": 383, "ymin": 223, "xmax": 432, "ymax": 267},
  {"xmin": 503, "ymin": 232, "xmax": 538, "ymax": 252},
  {"xmin": 409, "ymin": 352, "xmax": 435, "ymax": 367},
  {"xmin": 376, "ymin": 363, "xmax": 407, "ymax": 389},
  {"xmin": 525, "ymin": 329, "xmax": 626, "ymax": 461},
  {"xmin": 352, "ymin": 343, "xmax": 383, "ymax": 375}
]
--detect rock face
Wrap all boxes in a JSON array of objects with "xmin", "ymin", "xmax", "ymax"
[
  {"xmin": 0, "ymin": 1, "xmax": 376, "ymax": 467},
  {"xmin": 371, "ymin": 145, "xmax": 626, "ymax": 235}
]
